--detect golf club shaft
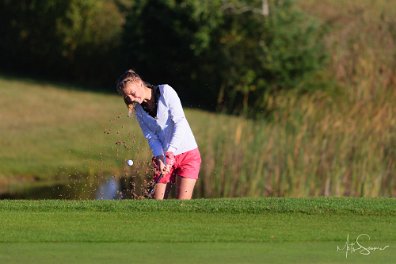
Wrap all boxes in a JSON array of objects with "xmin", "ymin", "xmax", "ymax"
[{"xmin": 148, "ymin": 173, "xmax": 163, "ymax": 196}]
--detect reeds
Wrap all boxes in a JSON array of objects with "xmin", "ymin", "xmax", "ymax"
[
  {"xmin": 190, "ymin": 87, "xmax": 395, "ymax": 197},
  {"xmin": 188, "ymin": 0, "xmax": 396, "ymax": 196}
]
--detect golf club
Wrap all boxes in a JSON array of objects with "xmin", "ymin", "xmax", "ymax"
[{"xmin": 148, "ymin": 172, "xmax": 163, "ymax": 197}]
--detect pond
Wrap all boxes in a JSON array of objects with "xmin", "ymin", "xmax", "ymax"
[{"xmin": 0, "ymin": 176, "xmax": 152, "ymax": 200}]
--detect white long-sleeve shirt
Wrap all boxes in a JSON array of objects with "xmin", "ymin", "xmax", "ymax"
[{"xmin": 135, "ymin": 84, "xmax": 198, "ymax": 157}]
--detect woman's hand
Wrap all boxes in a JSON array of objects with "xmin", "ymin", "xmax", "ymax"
[
  {"xmin": 152, "ymin": 152, "xmax": 175, "ymax": 175},
  {"xmin": 152, "ymin": 155, "xmax": 165, "ymax": 176}
]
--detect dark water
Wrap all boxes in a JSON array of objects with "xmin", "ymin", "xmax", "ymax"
[{"xmin": 0, "ymin": 176, "xmax": 149, "ymax": 200}]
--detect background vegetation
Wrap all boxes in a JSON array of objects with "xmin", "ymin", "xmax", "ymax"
[
  {"xmin": 0, "ymin": 74, "xmax": 394, "ymax": 198},
  {"xmin": 1, "ymin": 0, "xmax": 395, "ymax": 197},
  {"xmin": 0, "ymin": 0, "xmax": 327, "ymax": 114}
]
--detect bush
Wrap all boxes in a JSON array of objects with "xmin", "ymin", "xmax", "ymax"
[
  {"xmin": 211, "ymin": 0, "xmax": 328, "ymax": 116},
  {"xmin": 122, "ymin": 0, "xmax": 328, "ymax": 115}
]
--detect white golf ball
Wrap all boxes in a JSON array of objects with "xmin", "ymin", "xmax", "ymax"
[{"xmin": 127, "ymin": 159, "xmax": 134, "ymax": 166}]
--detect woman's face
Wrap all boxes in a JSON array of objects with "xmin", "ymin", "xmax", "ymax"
[{"xmin": 122, "ymin": 80, "xmax": 145, "ymax": 105}]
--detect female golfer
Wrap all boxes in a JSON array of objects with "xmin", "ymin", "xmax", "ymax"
[{"xmin": 116, "ymin": 69, "xmax": 201, "ymax": 200}]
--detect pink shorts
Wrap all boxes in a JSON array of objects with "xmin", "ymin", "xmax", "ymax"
[{"xmin": 156, "ymin": 148, "xmax": 201, "ymax": 184}]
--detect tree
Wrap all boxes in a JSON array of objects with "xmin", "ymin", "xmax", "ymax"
[
  {"xmin": 0, "ymin": 0, "xmax": 125, "ymax": 88},
  {"xmin": 210, "ymin": 0, "xmax": 328, "ymax": 115}
]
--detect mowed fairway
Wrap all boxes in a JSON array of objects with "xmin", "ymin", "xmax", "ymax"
[{"xmin": 0, "ymin": 198, "xmax": 394, "ymax": 263}]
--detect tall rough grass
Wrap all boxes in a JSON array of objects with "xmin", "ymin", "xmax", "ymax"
[
  {"xmin": 191, "ymin": 89, "xmax": 395, "ymax": 198},
  {"xmin": 190, "ymin": 0, "xmax": 396, "ymax": 198}
]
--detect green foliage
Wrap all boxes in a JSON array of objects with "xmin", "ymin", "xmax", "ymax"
[
  {"xmin": 0, "ymin": 0, "xmax": 125, "ymax": 87},
  {"xmin": 56, "ymin": 0, "xmax": 126, "ymax": 85},
  {"xmin": 122, "ymin": 0, "xmax": 222, "ymax": 105},
  {"xmin": 211, "ymin": 0, "xmax": 328, "ymax": 115},
  {"xmin": 0, "ymin": 0, "xmax": 327, "ymax": 112},
  {"xmin": 0, "ymin": 0, "xmax": 69, "ymax": 72},
  {"xmin": 121, "ymin": 0, "xmax": 327, "ymax": 114}
]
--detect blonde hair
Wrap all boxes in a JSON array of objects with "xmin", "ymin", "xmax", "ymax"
[
  {"xmin": 116, "ymin": 69, "xmax": 142, "ymax": 116},
  {"xmin": 116, "ymin": 69, "xmax": 142, "ymax": 95}
]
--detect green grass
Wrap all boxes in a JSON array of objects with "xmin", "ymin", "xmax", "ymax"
[
  {"xmin": 0, "ymin": 76, "xmax": 146, "ymax": 178},
  {"xmin": 0, "ymin": 198, "xmax": 395, "ymax": 263}
]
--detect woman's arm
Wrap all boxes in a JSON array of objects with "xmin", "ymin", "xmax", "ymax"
[
  {"xmin": 166, "ymin": 86, "xmax": 189, "ymax": 153},
  {"xmin": 135, "ymin": 110, "xmax": 164, "ymax": 157}
]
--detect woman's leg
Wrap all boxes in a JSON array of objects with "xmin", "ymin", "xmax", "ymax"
[
  {"xmin": 177, "ymin": 176, "xmax": 196, "ymax": 200},
  {"xmin": 154, "ymin": 183, "xmax": 167, "ymax": 200}
]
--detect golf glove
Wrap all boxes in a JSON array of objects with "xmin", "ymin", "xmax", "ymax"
[{"xmin": 151, "ymin": 156, "xmax": 163, "ymax": 177}]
